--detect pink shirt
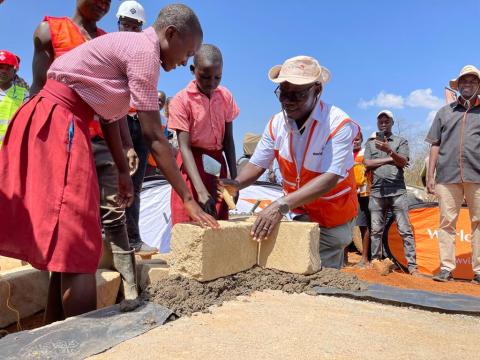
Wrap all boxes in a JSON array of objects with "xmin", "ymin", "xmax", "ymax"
[
  {"xmin": 48, "ymin": 27, "xmax": 160, "ymax": 121},
  {"xmin": 168, "ymin": 80, "xmax": 239, "ymax": 151}
]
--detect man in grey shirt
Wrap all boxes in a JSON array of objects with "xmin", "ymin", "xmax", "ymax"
[
  {"xmin": 426, "ymin": 65, "xmax": 480, "ymax": 284},
  {"xmin": 364, "ymin": 110, "xmax": 419, "ymax": 276}
]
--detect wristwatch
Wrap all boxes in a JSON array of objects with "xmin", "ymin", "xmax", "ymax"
[{"xmin": 276, "ymin": 197, "xmax": 290, "ymax": 216}]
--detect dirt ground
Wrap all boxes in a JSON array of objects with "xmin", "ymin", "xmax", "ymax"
[
  {"xmin": 343, "ymin": 252, "xmax": 480, "ymax": 297},
  {"xmin": 90, "ymin": 291, "xmax": 480, "ymax": 360},
  {"xmin": 143, "ymin": 266, "xmax": 366, "ymax": 316}
]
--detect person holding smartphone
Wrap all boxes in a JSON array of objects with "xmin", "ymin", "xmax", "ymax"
[{"xmin": 364, "ymin": 110, "xmax": 419, "ymax": 276}]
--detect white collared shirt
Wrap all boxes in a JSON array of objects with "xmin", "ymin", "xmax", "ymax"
[{"xmin": 250, "ymin": 100, "xmax": 357, "ymax": 179}]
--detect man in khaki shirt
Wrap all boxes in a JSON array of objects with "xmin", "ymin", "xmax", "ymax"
[{"xmin": 426, "ymin": 65, "xmax": 480, "ymax": 284}]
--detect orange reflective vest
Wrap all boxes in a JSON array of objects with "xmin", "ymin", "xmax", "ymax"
[
  {"xmin": 353, "ymin": 148, "xmax": 369, "ymax": 197},
  {"xmin": 269, "ymin": 101, "xmax": 359, "ymax": 228},
  {"xmin": 44, "ymin": 16, "xmax": 106, "ymax": 138}
]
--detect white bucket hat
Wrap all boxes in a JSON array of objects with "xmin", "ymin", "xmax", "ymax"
[
  {"xmin": 449, "ymin": 65, "xmax": 480, "ymax": 90},
  {"xmin": 268, "ymin": 56, "xmax": 331, "ymax": 85}
]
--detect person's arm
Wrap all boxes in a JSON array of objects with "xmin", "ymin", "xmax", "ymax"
[
  {"xmin": 137, "ymin": 110, "xmax": 218, "ymax": 228},
  {"xmin": 250, "ymin": 120, "xmax": 356, "ymax": 240},
  {"xmin": 363, "ymin": 157, "xmax": 393, "ymax": 170},
  {"xmin": 427, "ymin": 144, "xmax": 440, "ymax": 194},
  {"xmin": 220, "ymin": 162, "xmax": 266, "ymax": 192},
  {"xmin": 218, "ymin": 119, "xmax": 274, "ymax": 196},
  {"xmin": 118, "ymin": 116, "xmax": 138, "ymax": 175},
  {"xmin": 389, "ymin": 138, "xmax": 409, "ymax": 169},
  {"xmin": 223, "ymin": 122, "xmax": 237, "ymax": 179},
  {"xmin": 100, "ymin": 120, "xmax": 134, "ymax": 208},
  {"xmin": 31, "ymin": 21, "xmax": 53, "ymax": 96},
  {"xmin": 177, "ymin": 130, "xmax": 217, "ymax": 217},
  {"xmin": 425, "ymin": 110, "xmax": 442, "ymax": 194},
  {"xmin": 363, "ymin": 140, "xmax": 394, "ymax": 170},
  {"xmin": 390, "ymin": 150, "xmax": 408, "ymax": 168}
]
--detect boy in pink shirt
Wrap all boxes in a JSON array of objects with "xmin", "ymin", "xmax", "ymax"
[{"xmin": 169, "ymin": 44, "xmax": 239, "ymax": 222}]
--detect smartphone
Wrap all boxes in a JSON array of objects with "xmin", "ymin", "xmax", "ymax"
[{"xmin": 376, "ymin": 131, "xmax": 385, "ymax": 142}]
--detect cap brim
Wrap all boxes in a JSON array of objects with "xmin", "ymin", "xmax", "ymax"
[
  {"xmin": 377, "ymin": 111, "xmax": 394, "ymax": 120},
  {"xmin": 268, "ymin": 65, "xmax": 331, "ymax": 85}
]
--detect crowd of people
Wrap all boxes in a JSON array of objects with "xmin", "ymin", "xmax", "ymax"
[
  {"xmin": 347, "ymin": 69, "xmax": 480, "ymax": 285},
  {"xmin": 0, "ymin": 0, "xmax": 478, "ymax": 327}
]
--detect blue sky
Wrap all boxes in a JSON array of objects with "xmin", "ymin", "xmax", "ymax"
[{"xmin": 1, "ymin": 0, "xmax": 479, "ymax": 156}]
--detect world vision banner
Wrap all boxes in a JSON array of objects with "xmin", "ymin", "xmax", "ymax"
[{"xmin": 386, "ymin": 205, "xmax": 474, "ymax": 280}]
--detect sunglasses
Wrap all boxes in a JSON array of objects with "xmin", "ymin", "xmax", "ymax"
[{"xmin": 274, "ymin": 83, "xmax": 316, "ymax": 102}]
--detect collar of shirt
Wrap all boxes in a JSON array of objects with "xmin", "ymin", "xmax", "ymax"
[
  {"xmin": 144, "ymin": 27, "xmax": 162, "ymax": 64},
  {"xmin": 185, "ymin": 80, "xmax": 220, "ymax": 97},
  {"xmin": 285, "ymin": 99, "xmax": 324, "ymax": 135},
  {"xmin": 453, "ymin": 95, "xmax": 480, "ymax": 110}
]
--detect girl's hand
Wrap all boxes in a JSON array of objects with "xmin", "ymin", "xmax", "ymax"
[{"xmin": 183, "ymin": 198, "xmax": 220, "ymax": 229}]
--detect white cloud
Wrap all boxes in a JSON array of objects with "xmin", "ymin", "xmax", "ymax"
[
  {"xmin": 358, "ymin": 88, "xmax": 444, "ymax": 112},
  {"xmin": 358, "ymin": 91, "xmax": 405, "ymax": 109},
  {"xmin": 406, "ymin": 88, "xmax": 443, "ymax": 110}
]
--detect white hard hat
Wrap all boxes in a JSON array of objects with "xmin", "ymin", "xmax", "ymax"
[{"xmin": 116, "ymin": 1, "xmax": 146, "ymax": 24}]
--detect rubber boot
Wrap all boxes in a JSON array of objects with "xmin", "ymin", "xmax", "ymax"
[{"xmin": 105, "ymin": 225, "xmax": 142, "ymax": 311}]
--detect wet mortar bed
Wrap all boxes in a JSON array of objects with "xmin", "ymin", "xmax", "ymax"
[{"xmin": 142, "ymin": 266, "xmax": 367, "ymax": 316}]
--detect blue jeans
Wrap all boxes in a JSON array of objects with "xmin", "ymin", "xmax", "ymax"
[
  {"xmin": 126, "ymin": 116, "xmax": 148, "ymax": 246},
  {"xmin": 369, "ymin": 194, "xmax": 417, "ymax": 271}
]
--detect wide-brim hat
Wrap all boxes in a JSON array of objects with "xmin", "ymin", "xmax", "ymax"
[
  {"xmin": 449, "ymin": 65, "xmax": 480, "ymax": 90},
  {"xmin": 268, "ymin": 55, "xmax": 331, "ymax": 85}
]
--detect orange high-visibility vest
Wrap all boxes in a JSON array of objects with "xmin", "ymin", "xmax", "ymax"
[
  {"xmin": 44, "ymin": 16, "xmax": 106, "ymax": 138},
  {"xmin": 353, "ymin": 148, "xmax": 369, "ymax": 197},
  {"xmin": 269, "ymin": 101, "xmax": 359, "ymax": 228}
]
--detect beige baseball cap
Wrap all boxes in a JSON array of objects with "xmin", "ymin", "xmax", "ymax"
[
  {"xmin": 268, "ymin": 55, "xmax": 331, "ymax": 85},
  {"xmin": 377, "ymin": 110, "xmax": 394, "ymax": 120},
  {"xmin": 449, "ymin": 65, "xmax": 480, "ymax": 90}
]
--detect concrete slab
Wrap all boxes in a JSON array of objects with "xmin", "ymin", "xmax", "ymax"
[
  {"xmin": 96, "ymin": 270, "xmax": 121, "ymax": 309},
  {"xmin": 0, "ymin": 256, "xmax": 28, "ymax": 271},
  {"xmin": 258, "ymin": 221, "xmax": 321, "ymax": 274},
  {"xmin": 170, "ymin": 221, "xmax": 257, "ymax": 282},
  {"xmin": 0, "ymin": 266, "xmax": 49, "ymax": 328},
  {"xmin": 136, "ymin": 260, "xmax": 169, "ymax": 290}
]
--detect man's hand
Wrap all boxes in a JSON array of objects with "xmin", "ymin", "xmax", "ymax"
[
  {"xmin": 217, "ymin": 178, "xmax": 240, "ymax": 200},
  {"xmin": 251, "ymin": 201, "xmax": 283, "ymax": 241},
  {"xmin": 125, "ymin": 148, "xmax": 139, "ymax": 175},
  {"xmin": 183, "ymin": 198, "xmax": 220, "ymax": 229},
  {"xmin": 117, "ymin": 172, "xmax": 134, "ymax": 208},
  {"xmin": 197, "ymin": 190, "xmax": 218, "ymax": 218},
  {"xmin": 375, "ymin": 139, "xmax": 391, "ymax": 153},
  {"xmin": 427, "ymin": 177, "xmax": 436, "ymax": 195}
]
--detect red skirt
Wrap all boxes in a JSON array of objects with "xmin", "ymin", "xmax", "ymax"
[
  {"xmin": 171, "ymin": 147, "xmax": 228, "ymax": 225},
  {"xmin": 0, "ymin": 79, "xmax": 101, "ymax": 273}
]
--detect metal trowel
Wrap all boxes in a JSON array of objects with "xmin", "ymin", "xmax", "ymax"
[{"xmin": 202, "ymin": 154, "xmax": 236, "ymax": 210}]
